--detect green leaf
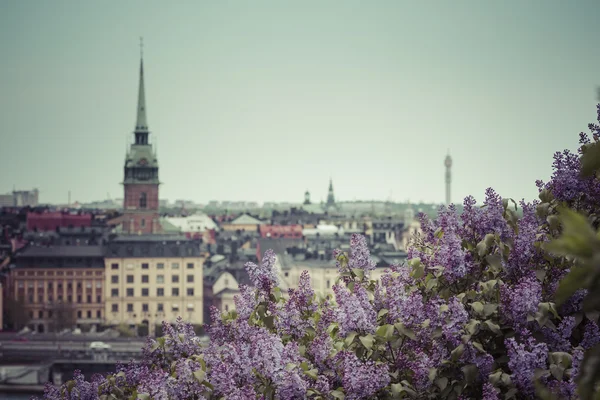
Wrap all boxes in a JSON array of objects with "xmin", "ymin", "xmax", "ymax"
[
  {"xmin": 352, "ymin": 268, "xmax": 365, "ymax": 280},
  {"xmin": 580, "ymin": 141, "xmax": 600, "ymax": 177},
  {"xmin": 344, "ymin": 332, "xmax": 357, "ymax": 347},
  {"xmin": 395, "ymin": 323, "xmax": 417, "ymax": 340},
  {"xmin": 545, "ymin": 208, "xmax": 598, "ymax": 259},
  {"xmin": 472, "ymin": 341, "xmax": 485, "ymax": 353},
  {"xmin": 484, "ymin": 320, "xmax": 502, "ymax": 334},
  {"xmin": 451, "ymin": 344, "xmax": 465, "ymax": 362},
  {"xmin": 434, "ymin": 227, "xmax": 444, "ymax": 238},
  {"xmin": 428, "ymin": 368, "xmax": 437, "ymax": 382},
  {"xmin": 471, "ymin": 302, "xmax": 484, "ymax": 314},
  {"xmin": 462, "ymin": 364, "xmax": 478, "ymax": 384},
  {"xmin": 263, "ymin": 315, "xmax": 275, "ymax": 329},
  {"xmin": 330, "ymin": 389, "xmax": 345, "ymax": 399},
  {"xmin": 435, "ymin": 377, "xmax": 448, "ymax": 391},
  {"xmin": 193, "ymin": 369, "xmax": 206, "ymax": 383},
  {"xmin": 378, "ymin": 308, "xmax": 389, "ymax": 318},
  {"xmin": 376, "ymin": 324, "xmax": 394, "ymax": 341},
  {"xmin": 412, "ymin": 262, "xmax": 425, "ymax": 280},
  {"xmin": 465, "ymin": 319, "xmax": 480, "ymax": 335},
  {"xmin": 359, "ymin": 334, "xmax": 374, "ymax": 350},
  {"xmin": 426, "ymin": 277, "xmax": 438, "ymax": 291},
  {"xmin": 555, "ymin": 265, "xmax": 595, "ymax": 306}
]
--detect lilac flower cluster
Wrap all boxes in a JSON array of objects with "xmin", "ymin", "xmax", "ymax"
[{"xmin": 42, "ymin": 99, "xmax": 600, "ymax": 400}]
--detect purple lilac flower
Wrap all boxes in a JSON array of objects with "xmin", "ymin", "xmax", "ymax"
[
  {"xmin": 506, "ymin": 336, "xmax": 548, "ymax": 396},
  {"xmin": 333, "ymin": 284, "xmax": 377, "ymax": 336},
  {"xmin": 309, "ymin": 332, "xmax": 334, "ymax": 369},
  {"xmin": 234, "ymin": 284, "xmax": 256, "ymax": 320},
  {"xmin": 482, "ymin": 382, "xmax": 500, "ymax": 400},
  {"xmin": 506, "ymin": 200, "xmax": 541, "ymax": 279},
  {"xmin": 500, "ymin": 275, "xmax": 542, "ymax": 332},
  {"xmin": 348, "ymin": 233, "xmax": 377, "ymax": 276},
  {"xmin": 581, "ymin": 319, "xmax": 600, "ymax": 350},
  {"xmin": 277, "ymin": 270, "xmax": 317, "ymax": 337},
  {"xmin": 245, "ymin": 249, "xmax": 279, "ymax": 293},
  {"xmin": 407, "ymin": 350, "xmax": 436, "ymax": 391},
  {"xmin": 335, "ymin": 351, "xmax": 390, "ymax": 400}
]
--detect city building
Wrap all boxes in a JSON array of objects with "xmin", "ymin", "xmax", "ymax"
[
  {"xmin": 165, "ymin": 213, "xmax": 218, "ymax": 236},
  {"xmin": 120, "ymin": 51, "xmax": 161, "ymax": 234},
  {"xmin": 303, "ymin": 190, "xmax": 311, "ymax": 205},
  {"xmin": 103, "ymin": 235, "xmax": 205, "ymax": 336},
  {"xmin": 26, "ymin": 211, "xmax": 92, "ymax": 232},
  {"xmin": 0, "ymin": 189, "xmax": 39, "ymax": 208},
  {"xmin": 9, "ymin": 244, "xmax": 105, "ymax": 333},
  {"xmin": 259, "ymin": 224, "xmax": 303, "ymax": 239},
  {"xmin": 0, "ymin": 282, "xmax": 3, "ymax": 331},
  {"xmin": 220, "ymin": 214, "xmax": 265, "ymax": 232}
]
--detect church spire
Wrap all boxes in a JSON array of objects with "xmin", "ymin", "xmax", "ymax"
[{"xmin": 135, "ymin": 37, "xmax": 148, "ymax": 132}]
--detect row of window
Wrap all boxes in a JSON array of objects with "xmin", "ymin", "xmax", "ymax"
[
  {"xmin": 18, "ymin": 281, "xmax": 103, "ymax": 290},
  {"xmin": 25, "ymin": 294, "xmax": 102, "ymax": 304},
  {"xmin": 110, "ymin": 262, "xmax": 195, "ymax": 270},
  {"xmin": 110, "ymin": 274, "xmax": 194, "ymax": 284},
  {"xmin": 110, "ymin": 287, "xmax": 195, "ymax": 297},
  {"xmin": 29, "ymin": 309, "xmax": 102, "ymax": 319},
  {"xmin": 111, "ymin": 303, "xmax": 194, "ymax": 313},
  {"xmin": 17, "ymin": 270, "xmax": 102, "ymax": 277}
]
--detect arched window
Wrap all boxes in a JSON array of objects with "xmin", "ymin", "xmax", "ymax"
[{"xmin": 139, "ymin": 192, "xmax": 147, "ymax": 208}]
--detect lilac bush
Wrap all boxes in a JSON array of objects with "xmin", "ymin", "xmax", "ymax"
[{"xmin": 42, "ymin": 105, "xmax": 600, "ymax": 399}]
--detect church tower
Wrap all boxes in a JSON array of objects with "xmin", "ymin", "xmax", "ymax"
[
  {"xmin": 326, "ymin": 178, "xmax": 336, "ymax": 208},
  {"xmin": 122, "ymin": 41, "xmax": 161, "ymax": 234},
  {"xmin": 445, "ymin": 151, "xmax": 452, "ymax": 205}
]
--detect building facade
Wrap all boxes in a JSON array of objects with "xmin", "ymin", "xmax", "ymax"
[
  {"xmin": 9, "ymin": 245, "xmax": 105, "ymax": 333},
  {"xmin": 104, "ymin": 235, "xmax": 205, "ymax": 336}
]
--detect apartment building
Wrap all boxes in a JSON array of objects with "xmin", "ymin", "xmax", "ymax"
[{"xmin": 104, "ymin": 235, "xmax": 205, "ymax": 335}]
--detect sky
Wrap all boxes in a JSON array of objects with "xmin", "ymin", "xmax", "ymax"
[{"xmin": 1, "ymin": 1, "xmax": 599, "ymax": 206}]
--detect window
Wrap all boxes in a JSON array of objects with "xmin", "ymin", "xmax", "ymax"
[
  {"xmin": 171, "ymin": 304, "xmax": 179, "ymax": 312},
  {"xmin": 172, "ymin": 275, "xmax": 179, "ymax": 283},
  {"xmin": 77, "ymin": 311, "xmax": 82, "ymax": 318},
  {"xmin": 142, "ymin": 263, "xmax": 149, "ymax": 269},
  {"xmin": 87, "ymin": 295, "xmax": 91, "ymax": 303},
  {"xmin": 187, "ymin": 288, "xmax": 194, "ymax": 296},
  {"xmin": 87, "ymin": 310, "xmax": 91, "ymax": 318},
  {"xmin": 67, "ymin": 295, "xmax": 72, "ymax": 303},
  {"xmin": 141, "ymin": 275, "xmax": 149, "ymax": 283},
  {"xmin": 284, "ymin": 272, "xmax": 289, "ymax": 277},
  {"xmin": 126, "ymin": 275, "xmax": 134, "ymax": 284},
  {"xmin": 225, "ymin": 304, "xmax": 229, "ymax": 311},
  {"xmin": 126, "ymin": 288, "xmax": 134, "ymax": 297},
  {"xmin": 96, "ymin": 295, "xmax": 101, "ymax": 303},
  {"xmin": 111, "ymin": 263, "xmax": 119, "ymax": 270},
  {"xmin": 67, "ymin": 283, "xmax": 72, "ymax": 290},
  {"xmin": 172, "ymin": 288, "xmax": 180, "ymax": 296},
  {"xmin": 157, "ymin": 303, "xmax": 164, "ymax": 312},
  {"xmin": 127, "ymin": 304, "xmax": 134, "ymax": 312},
  {"xmin": 171, "ymin": 263, "xmax": 179, "ymax": 269},
  {"xmin": 48, "ymin": 282, "xmax": 53, "ymax": 290},
  {"xmin": 187, "ymin": 303, "xmax": 194, "ymax": 311},
  {"xmin": 326, "ymin": 280, "xmax": 331, "ymax": 289},
  {"xmin": 96, "ymin": 282, "xmax": 102, "ymax": 289},
  {"xmin": 142, "ymin": 303, "xmax": 149, "ymax": 312},
  {"xmin": 157, "ymin": 288, "xmax": 164, "ymax": 297},
  {"xmin": 77, "ymin": 295, "xmax": 82, "ymax": 303},
  {"xmin": 86, "ymin": 283, "xmax": 92, "ymax": 289},
  {"xmin": 126, "ymin": 263, "xmax": 134, "ymax": 270},
  {"xmin": 224, "ymin": 279, "xmax": 229, "ymax": 285},
  {"xmin": 141, "ymin": 218, "xmax": 146, "ymax": 228},
  {"xmin": 38, "ymin": 310, "xmax": 43, "ymax": 318},
  {"xmin": 111, "ymin": 304, "xmax": 118, "ymax": 312},
  {"xmin": 111, "ymin": 275, "xmax": 119, "ymax": 284},
  {"xmin": 186, "ymin": 275, "xmax": 194, "ymax": 283},
  {"xmin": 49, "ymin": 311, "xmax": 53, "ymax": 318},
  {"xmin": 77, "ymin": 282, "xmax": 82, "ymax": 289},
  {"xmin": 157, "ymin": 263, "xmax": 164, "ymax": 269},
  {"xmin": 156, "ymin": 275, "xmax": 164, "ymax": 284},
  {"xmin": 97, "ymin": 310, "xmax": 101, "ymax": 318},
  {"xmin": 139, "ymin": 192, "xmax": 147, "ymax": 208},
  {"xmin": 111, "ymin": 289, "xmax": 119, "ymax": 297},
  {"xmin": 142, "ymin": 288, "xmax": 149, "ymax": 297},
  {"xmin": 187, "ymin": 263, "xmax": 194, "ymax": 269}
]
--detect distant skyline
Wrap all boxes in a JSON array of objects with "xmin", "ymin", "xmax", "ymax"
[{"xmin": 1, "ymin": 1, "xmax": 599, "ymax": 205}]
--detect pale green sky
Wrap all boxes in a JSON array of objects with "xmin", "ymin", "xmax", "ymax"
[{"xmin": 0, "ymin": 0, "xmax": 598, "ymax": 205}]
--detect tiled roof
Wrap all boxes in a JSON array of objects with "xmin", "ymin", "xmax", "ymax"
[
  {"xmin": 229, "ymin": 214, "xmax": 265, "ymax": 225},
  {"xmin": 16, "ymin": 244, "xmax": 105, "ymax": 258}
]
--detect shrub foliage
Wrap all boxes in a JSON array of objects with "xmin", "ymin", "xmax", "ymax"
[{"xmin": 43, "ymin": 105, "xmax": 600, "ymax": 399}]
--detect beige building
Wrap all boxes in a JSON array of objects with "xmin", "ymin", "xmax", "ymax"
[{"xmin": 104, "ymin": 235, "xmax": 205, "ymax": 335}]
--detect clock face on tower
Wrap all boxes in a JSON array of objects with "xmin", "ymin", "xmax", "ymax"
[{"xmin": 138, "ymin": 158, "xmax": 148, "ymax": 166}]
